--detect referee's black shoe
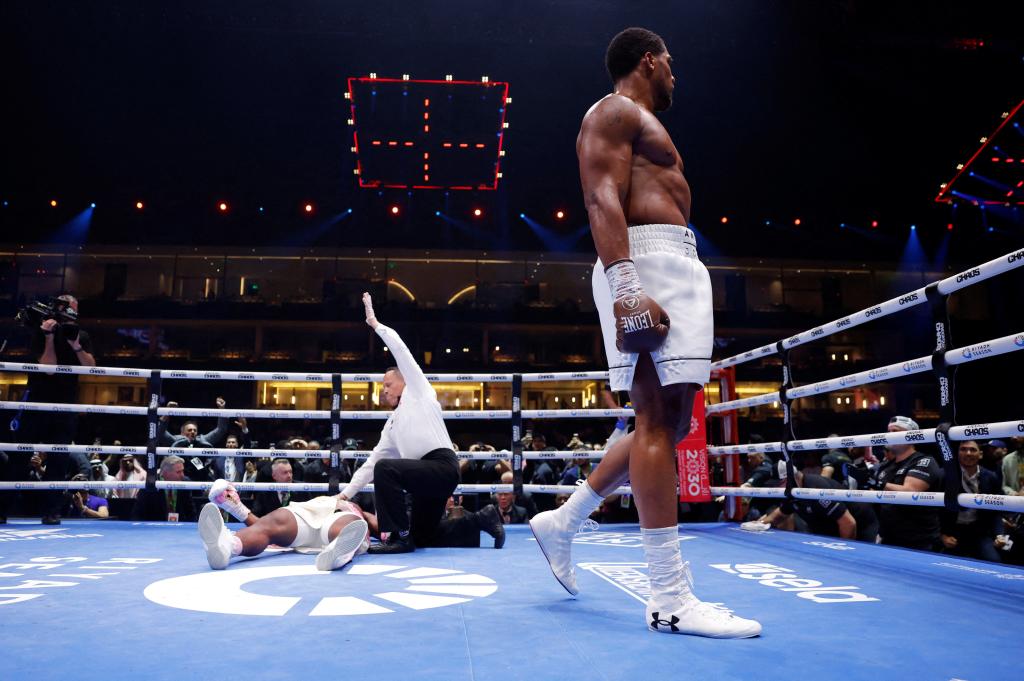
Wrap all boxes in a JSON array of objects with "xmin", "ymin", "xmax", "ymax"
[{"xmin": 368, "ymin": 531, "xmax": 415, "ymax": 554}]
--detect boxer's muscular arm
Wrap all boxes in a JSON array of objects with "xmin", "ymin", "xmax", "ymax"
[
  {"xmin": 578, "ymin": 96, "xmax": 641, "ymax": 266},
  {"xmin": 579, "ymin": 97, "xmax": 668, "ymax": 353}
]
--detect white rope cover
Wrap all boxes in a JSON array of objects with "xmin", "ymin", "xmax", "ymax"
[
  {"xmin": 0, "ymin": 442, "xmax": 608, "ymax": 461},
  {"xmin": 711, "ymin": 486, "xmax": 1024, "ymax": 513},
  {"xmin": 0, "ymin": 362, "xmax": 613, "ymax": 384},
  {"xmin": 711, "ymin": 248, "xmax": 1024, "ymax": 370},
  {"xmin": 707, "ymin": 331, "xmax": 1024, "ymax": 415},
  {"xmin": 0, "ymin": 402, "xmax": 636, "ymax": 421},
  {"xmin": 5, "ymin": 478, "xmax": 1019, "ymax": 513},
  {"xmin": 708, "ymin": 419, "xmax": 1024, "ymax": 456}
]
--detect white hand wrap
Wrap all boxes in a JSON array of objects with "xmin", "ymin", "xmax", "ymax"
[
  {"xmin": 208, "ymin": 479, "xmax": 251, "ymax": 522},
  {"xmin": 604, "ymin": 259, "xmax": 644, "ymax": 302}
]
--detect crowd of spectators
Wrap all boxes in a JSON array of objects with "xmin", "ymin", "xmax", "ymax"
[
  {"xmin": 0, "ymin": 292, "xmax": 1020, "ymax": 565},
  {"xmin": 737, "ymin": 415, "xmax": 1024, "ymax": 566}
]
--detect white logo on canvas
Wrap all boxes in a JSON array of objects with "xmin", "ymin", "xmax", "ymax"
[{"xmin": 144, "ymin": 564, "xmax": 497, "ymax": 616}]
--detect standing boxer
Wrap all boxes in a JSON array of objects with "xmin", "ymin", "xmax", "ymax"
[{"xmin": 530, "ymin": 27, "xmax": 760, "ymax": 638}]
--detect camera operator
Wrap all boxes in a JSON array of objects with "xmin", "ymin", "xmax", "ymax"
[
  {"xmin": 21, "ymin": 294, "xmax": 96, "ymax": 524},
  {"xmin": 65, "ymin": 475, "xmax": 110, "ymax": 519}
]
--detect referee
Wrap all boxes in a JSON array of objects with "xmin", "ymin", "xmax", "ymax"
[{"xmin": 338, "ymin": 293, "xmax": 460, "ymax": 554}]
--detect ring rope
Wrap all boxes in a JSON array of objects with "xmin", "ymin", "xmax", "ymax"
[
  {"xmin": 4, "ymin": 478, "xmax": 1020, "ymax": 513},
  {"xmin": 708, "ymin": 330, "xmax": 1024, "ymax": 415},
  {"xmin": 0, "ymin": 402, "xmax": 635, "ymax": 421},
  {"xmin": 711, "ymin": 248, "xmax": 1024, "ymax": 370},
  {"xmin": 0, "ymin": 363, "xmax": 615, "ymax": 384},
  {"xmin": 708, "ymin": 419, "xmax": 1024, "ymax": 456},
  {"xmin": 710, "ymin": 485, "xmax": 1024, "ymax": 513},
  {"xmin": 0, "ymin": 443, "xmax": 611, "ymax": 461}
]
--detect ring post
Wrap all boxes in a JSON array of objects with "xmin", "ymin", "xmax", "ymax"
[
  {"xmin": 926, "ymin": 282, "xmax": 959, "ymax": 513},
  {"xmin": 145, "ymin": 370, "xmax": 162, "ymax": 490},
  {"xmin": 511, "ymin": 374, "xmax": 523, "ymax": 496},
  {"xmin": 778, "ymin": 341, "xmax": 796, "ymax": 498},
  {"xmin": 328, "ymin": 373, "xmax": 343, "ymax": 495}
]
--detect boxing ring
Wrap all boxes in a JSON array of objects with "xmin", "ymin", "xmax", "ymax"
[
  {"xmin": 1, "ymin": 247, "xmax": 1023, "ymax": 681},
  {"xmin": 0, "ymin": 520, "xmax": 1022, "ymax": 681}
]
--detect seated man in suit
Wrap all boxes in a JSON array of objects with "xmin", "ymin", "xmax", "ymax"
[
  {"xmin": 130, "ymin": 455, "xmax": 197, "ymax": 522},
  {"xmin": 252, "ymin": 457, "xmax": 305, "ymax": 516},
  {"xmin": 941, "ymin": 439, "xmax": 1002, "ymax": 562}
]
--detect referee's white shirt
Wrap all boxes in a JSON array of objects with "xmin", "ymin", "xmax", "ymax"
[{"xmin": 341, "ymin": 324, "xmax": 454, "ymax": 499}]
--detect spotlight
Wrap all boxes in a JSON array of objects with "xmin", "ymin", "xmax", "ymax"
[
  {"xmin": 555, "ymin": 210, "xmax": 565, "ymax": 220},
  {"xmin": 794, "ymin": 218, "xmax": 801, "ymax": 226},
  {"xmin": 304, "ymin": 203, "xmax": 313, "ymax": 213},
  {"xmin": 218, "ymin": 202, "xmax": 228, "ymax": 212},
  {"xmin": 987, "ymin": 226, "xmax": 995, "ymax": 233},
  {"xmin": 947, "ymin": 223, "xmax": 954, "ymax": 231},
  {"xmin": 136, "ymin": 201, "xmax": 144, "ymax": 210},
  {"xmin": 472, "ymin": 208, "xmax": 482, "ymax": 218},
  {"xmin": 910, "ymin": 224, "xmax": 916, "ymax": 231},
  {"xmin": 90, "ymin": 202, "xmax": 96, "ymax": 209},
  {"xmin": 259, "ymin": 207, "xmax": 265, "ymax": 213},
  {"xmin": 50, "ymin": 199, "xmax": 58, "ymax": 207},
  {"xmin": 390, "ymin": 205, "xmax": 400, "ymax": 215},
  {"xmin": 346, "ymin": 208, "xmax": 353, "ymax": 214},
  {"xmin": 720, "ymin": 216, "xmax": 728, "ymax": 224},
  {"xmin": 519, "ymin": 213, "xmax": 525, "ymax": 219},
  {"xmin": 870, "ymin": 220, "xmax": 878, "ymax": 228},
  {"xmin": 435, "ymin": 210, "xmax": 441, "ymax": 217}
]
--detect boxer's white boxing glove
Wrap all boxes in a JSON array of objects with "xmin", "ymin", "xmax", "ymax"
[
  {"xmin": 605, "ymin": 259, "xmax": 669, "ymax": 353},
  {"xmin": 740, "ymin": 521, "xmax": 770, "ymax": 532}
]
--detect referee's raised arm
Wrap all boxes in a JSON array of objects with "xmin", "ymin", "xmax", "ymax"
[{"xmin": 362, "ymin": 292, "xmax": 433, "ymax": 398}]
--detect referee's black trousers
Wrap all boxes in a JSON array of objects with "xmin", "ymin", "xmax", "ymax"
[{"xmin": 373, "ymin": 448, "xmax": 459, "ymax": 546}]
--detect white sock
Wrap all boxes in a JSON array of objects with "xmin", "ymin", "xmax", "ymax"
[
  {"xmin": 642, "ymin": 526, "xmax": 693, "ymax": 610},
  {"xmin": 560, "ymin": 479, "xmax": 603, "ymax": 528},
  {"xmin": 229, "ymin": 534, "xmax": 242, "ymax": 556}
]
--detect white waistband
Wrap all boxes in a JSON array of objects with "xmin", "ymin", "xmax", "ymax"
[{"xmin": 628, "ymin": 224, "xmax": 698, "ymax": 259}]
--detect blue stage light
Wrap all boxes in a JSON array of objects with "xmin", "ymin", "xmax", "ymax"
[
  {"xmin": 839, "ymin": 223, "xmax": 846, "ymax": 228},
  {"xmin": 988, "ymin": 227, "xmax": 995, "ymax": 233},
  {"xmin": 347, "ymin": 208, "xmax": 353, "ymax": 214},
  {"xmin": 910, "ymin": 225, "xmax": 916, "ymax": 231},
  {"xmin": 435, "ymin": 211, "xmax": 441, "ymax": 216},
  {"xmin": 90, "ymin": 203, "xmax": 96, "ymax": 209},
  {"xmin": 259, "ymin": 207, "xmax": 264, "ymax": 213},
  {"xmin": 519, "ymin": 213, "xmax": 525, "ymax": 219}
]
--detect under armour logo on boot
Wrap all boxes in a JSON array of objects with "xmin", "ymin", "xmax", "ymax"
[{"xmin": 650, "ymin": 612, "xmax": 680, "ymax": 632}]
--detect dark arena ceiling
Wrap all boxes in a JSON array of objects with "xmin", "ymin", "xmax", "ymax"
[{"xmin": 1, "ymin": 0, "xmax": 1022, "ymax": 263}]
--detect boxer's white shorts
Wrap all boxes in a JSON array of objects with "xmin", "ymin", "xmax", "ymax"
[
  {"xmin": 592, "ymin": 224, "xmax": 713, "ymax": 392},
  {"xmin": 284, "ymin": 496, "xmax": 368, "ymax": 552}
]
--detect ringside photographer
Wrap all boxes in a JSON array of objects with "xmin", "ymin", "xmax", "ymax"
[{"xmin": 13, "ymin": 294, "xmax": 96, "ymax": 524}]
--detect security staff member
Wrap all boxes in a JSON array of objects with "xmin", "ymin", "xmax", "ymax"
[
  {"xmin": 755, "ymin": 461, "xmax": 878, "ymax": 542},
  {"xmin": 740, "ymin": 448, "xmax": 778, "ymax": 519},
  {"xmin": 338, "ymin": 293, "xmax": 459, "ymax": 554},
  {"xmin": 869, "ymin": 415, "xmax": 943, "ymax": 550}
]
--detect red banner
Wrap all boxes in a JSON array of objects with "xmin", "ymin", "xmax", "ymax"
[{"xmin": 676, "ymin": 390, "xmax": 710, "ymax": 503}]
